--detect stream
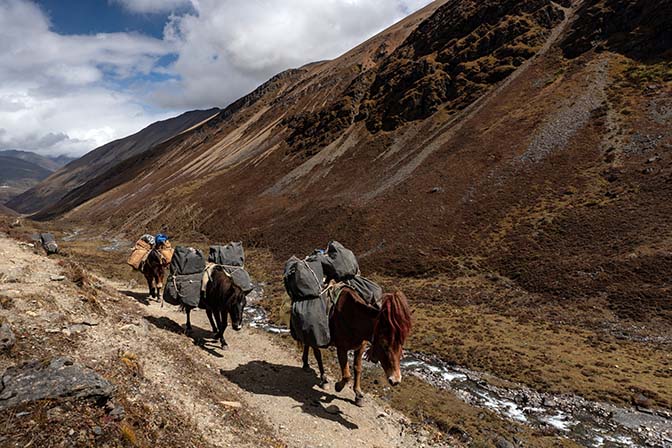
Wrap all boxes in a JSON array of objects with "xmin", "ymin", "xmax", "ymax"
[{"xmin": 244, "ymin": 288, "xmax": 672, "ymax": 448}]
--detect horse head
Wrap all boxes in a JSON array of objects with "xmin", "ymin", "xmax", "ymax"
[
  {"xmin": 367, "ymin": 291, "xmax": 412, "ymax": 386},
  {"xmin": 229, "ymin": 290, "xmax": 247, "ymax": 331}
]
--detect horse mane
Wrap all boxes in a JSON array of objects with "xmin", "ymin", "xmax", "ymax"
[{"xmin": 372, "ymin": 291, "xmax": 412, "ymax": 351}]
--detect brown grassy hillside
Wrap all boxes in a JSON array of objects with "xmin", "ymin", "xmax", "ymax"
[
  {"xmin": 8, "ymin": 108, "xmax": 220, "ymax": 214},
  {"xmin": 23, "ymin": 0, "xmax": 672, "ymax": 326}
]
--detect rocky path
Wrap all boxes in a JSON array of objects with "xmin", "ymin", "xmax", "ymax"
[
  {"xmin": 0, "ymin": 234, "xmax": 442, "ymax": 448},
  {"xmin": 115, "ymin": 291, "xmax": 428, "ymax": 448}
]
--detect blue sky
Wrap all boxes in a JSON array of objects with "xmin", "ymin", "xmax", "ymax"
[
  {"xmin": 37, "ymin": 0, "xmax": 174, "ymax": 37},
  {"xmin": 0, "ymin": 0, "xmax": 432, "ymax": 157}
]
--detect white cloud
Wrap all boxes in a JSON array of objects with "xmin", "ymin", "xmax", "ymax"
[
  {"xmin": 0, "ymin": 0, "xmax": 434, "ymax": 157},
  {"xmin": 151, "ymin": 0, "xmax": 435, "ymax": 109},
  {"xmin": 0, "ymin": 0, "xmax": 176, "ymax": 156},
  {"xmin": 111, "ymin": 0, "xmax": 192, "ymax": 14}
]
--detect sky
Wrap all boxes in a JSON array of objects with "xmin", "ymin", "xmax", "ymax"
[{"xmin": 0, "ymin": 0, "xmax": 433, "ymax": 158}]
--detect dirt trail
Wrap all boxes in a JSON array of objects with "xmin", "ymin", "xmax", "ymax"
[
  {"xmin": 0, "ymin": 234, "xmax": 440, "ymax": 448},
  {"xmin": 115, "ymin": 292, "xmax": 422, "ymax": 448}
]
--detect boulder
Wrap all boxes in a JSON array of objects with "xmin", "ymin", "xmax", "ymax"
[{"xmin": 0, "ymin": 357, "xmax": 114, "ymax": 410}]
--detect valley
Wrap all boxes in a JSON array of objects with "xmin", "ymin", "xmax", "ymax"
[
  {"xmin": 1, "ymin": 0, "xmax": 671, "ymax": 446},
  {"xmin": 1, "ymin": 219, "xmax": 669, "ymax": 447}
]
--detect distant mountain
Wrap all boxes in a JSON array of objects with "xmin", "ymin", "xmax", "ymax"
[
  {"xmin": 7, "ymin": 108, "xmax": 220, "ymax": 213},
  {"xmin": 0, "ymin": 150, "xmax": 73, "ymax": 172},
  {"xmin": 0, "ymin": 203, "xmax": 17, "ymax": 216},
  {"xmin": 0, "ymin": 151, "xmax": 62, "ymax": 203},
  {"xmin": 49, "ymin": 154, "xmax": 76, "ymax": 168}
]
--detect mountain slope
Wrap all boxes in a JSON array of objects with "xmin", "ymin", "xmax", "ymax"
[
  {"xmin": 7, "ymin": 108, "xmax": 220, "ymax": 214},
  {"xmin": 0, "ymin": 150, "xmax": 74, "ymax": 203},
  {"xmin": 0, "ymin": 154, "xmax": 53, "ymax": 203},
  {"xmin": 36, "ymin": 0, "xmax": 672, "ymax": 324},
  {"xmin": 0, "ymin": 150, "xmax": 73, "ymax": 172}
]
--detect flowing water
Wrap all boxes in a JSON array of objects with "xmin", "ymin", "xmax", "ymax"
[{"xmin": 244, "ymin": 289, "xmax": 672, "ymax": 448}]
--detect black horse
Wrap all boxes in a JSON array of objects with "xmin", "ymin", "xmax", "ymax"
[
  {"xmin": 141, "ymin": 250, "xmax": 166, "ymax": 300},
  {"xmin": 203, "ymin": 266, "xmax": 247, "ymax": 348}
]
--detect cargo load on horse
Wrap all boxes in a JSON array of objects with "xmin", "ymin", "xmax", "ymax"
[
  {"xmin": 202, "ymin": 242, "xmax": 253, "ymax": 295},
  {"xmin": 321, "ymin": 241, "xmax": 359, "ymax": 280},
  {"xmin": 208, "ymin": 242, "xmax": 244, "ymax": 266},
  {"xmin": 155, "ymin": 233, "xmax": 174, "ymax": 265},
  {"xmin": 319, "ymin": 241, "xmax": 383, "ymax": 309},
  {"xmin": 127, "ymin": 234, "xmax": 155, "ymax": 270},
  {"xmin": 284, "ymin": 254, "xmax": 330, "ymax": 348},
  {"xmin": 39, "ymin": 233, "xmax": 59, "ymax": 255},
  {"xmin": 164, "ymin": 246, "xmax": 206, "ymax": 308},
  {"xmin": 341, "ymin": 275, "xmax": 384, "ymax": 309}
]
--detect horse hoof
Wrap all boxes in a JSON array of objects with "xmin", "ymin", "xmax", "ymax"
[
  {"xmin": 355, "ymin": 396, "xmax": 364, "ymax": 407},
  {"xmin": 302, "ymin": 364, "xmax": 312, "ymax": 373},
  {"xmin": 319, "ymin": 378, "xmax": 330, "ymax": 390},
  {"xmin": 220, "ymin": 341, "xmax": 229, "ymax": 350},
  {"xmin": 335, "ymin": 381, "xmax": 346, "ymax": 393}
]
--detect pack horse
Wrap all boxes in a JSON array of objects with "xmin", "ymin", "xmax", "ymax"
[
  {"xmin": 162, "ymin": 242, "xmax": 252, "ymax": 348},
  {"xmin": 127, "ymin": 233, "xmax": 173, "ymax": 300},
  {"xmin": 284, "ymin": 241, "xmax": 412, "ymax": 406},
  {"xmin": 201, "ymin": 243, "xmax": 253, "ymax": 348}
]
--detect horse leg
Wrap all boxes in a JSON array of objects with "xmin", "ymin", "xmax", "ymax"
[
  {"xmin": 314, "ymin": 346, "xmax": 328, "ymax": 388},
  {"xmin": 302, "ymin": 344, "xmax": 311, "ymax": 372},
  {"xmin": 353, "ymin": 342, "xmax": 366, "ymax": 407},
  {"xmin": 206, "ymin": 309, "xmax": 218, "ymax": 334},
  {"xmin": 155, "ymin": 276, "xmax": 162, "ymax": 303},
  {"xmin": 185, "ymin": 307, "xmax": 193, "ymax": 335},
  {"xmin": 219, "ymin": 309, "xmax": 229, "ymax": 348},
  {"xmin": 157, "ymin": 269, "xmax": 165, "ymax": 307},
  {"xmin": 334, "ymin": 347, "xmax": 351, "ymax": 393},
  {"xmin": 212, "ymin": 308, "xmax": 223, "ymax": 338},
  {"xmin": 150, "ymin": 278, "xmax": 157, "ymax": 299},
  {"xmin": 145, "ymin": 275, "xmax": 154, "ymax": 299}
]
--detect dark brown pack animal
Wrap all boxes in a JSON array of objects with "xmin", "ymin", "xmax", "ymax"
[
  {"xmin": 327, "ymin": 288, "xmax": 412, "ymax": 406},
  {"xmin": 142, "ymin": 250, "xmax": 166, "ymax": 301},
  {"xmin": 203, "ymin": 266, "xmax": 247, "ymax": 348}
]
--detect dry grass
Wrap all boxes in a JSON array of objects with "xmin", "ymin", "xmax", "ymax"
[
  {"xmin": 623, "ymin": 61, "xmax": 672, "ymax": 84},
  {"xmin": 386, "ymin": 272, "xmax": 672, "ymax": 409},
  {"xmin": 119, "ymin": 351, "xmax": 143, "ymax": 377},
  {"xmin": 119, "ymin": 422, "xmax": 138, "ymax": 446}
]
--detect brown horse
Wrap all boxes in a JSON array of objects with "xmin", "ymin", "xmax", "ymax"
[
  {"xmin": 141, "ymin": 250, "xmax": 166, "ymax": 300},
  {"xmin": 329, "ymin": 288, "xmax": 412, "ymax": 406},
  {"xmin": 203, "ymin": 267, "xmax": 247, "ymax": 348}
]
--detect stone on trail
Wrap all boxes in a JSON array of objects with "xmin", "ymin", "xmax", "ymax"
[
  {"xmin": 0, "ymin": 357, "xmax": 114, "ymax": 410},
  {"xmin": 0, "ymin": 323, "xmax": 15, "ymax": 351},
  {"xmin": 495, "ymin": 437, "xmax": 515, "ymax": 448},
  {"xmin": 220, "ymin": 400, "xmax": 242, "ymax": 408}
]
